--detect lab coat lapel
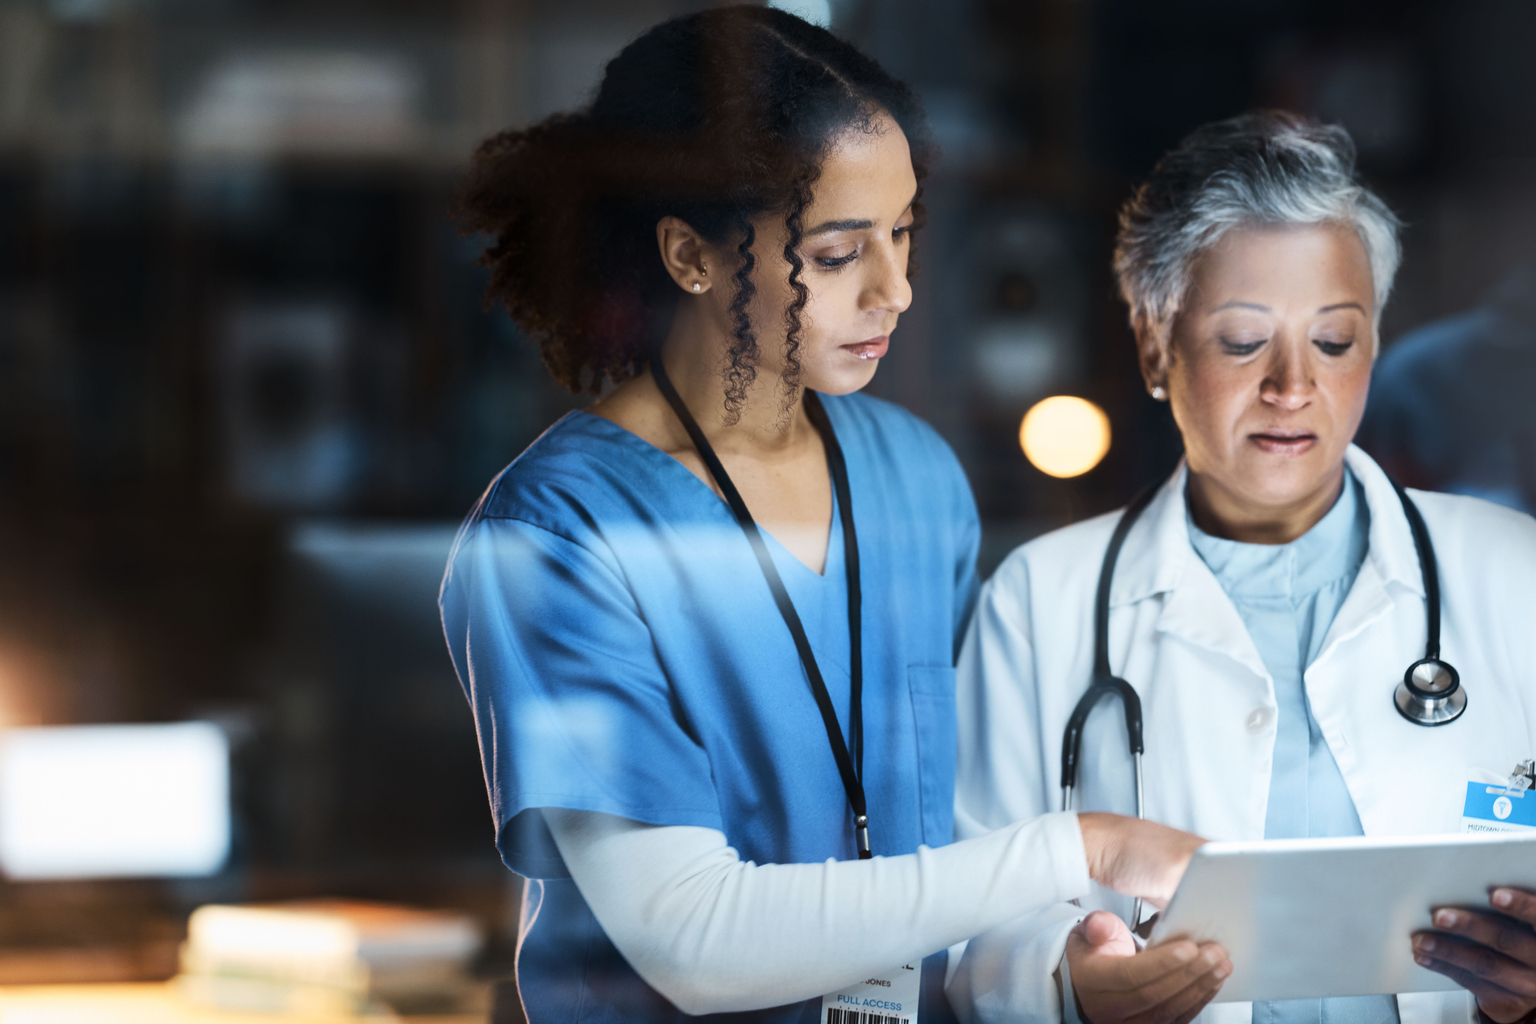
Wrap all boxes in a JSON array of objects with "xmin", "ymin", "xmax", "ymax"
[
  {"xmin": 1346, "ymin": 445, "xmax": 1428, "ymax": 601},
  {"xmin": 1111, "ymin": 462, "xmax": 1271, "ymax": 684},
  {"xmin": 1155, "ymin": 559, "xmax": 1272, "ymax": 684},
  {"xmin": 1305, "ymin": 448, "xmax": 1452, "ymax": 838},
  {"xmin": 1301, "ymin": 557, "xmax": 1408, "ymax": 835},
  {"xmin": 1105, "ymin": 464, "xmax": 1272, "ymax": 844},
  {"xmin": 1308, "ymin": 557, "xmax": 1396, "ymax": 678}
]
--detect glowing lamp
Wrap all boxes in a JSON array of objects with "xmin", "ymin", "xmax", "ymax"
[{"xmin": 1020, "ymin": 396, "xmax": 1111, "ymax": 478}]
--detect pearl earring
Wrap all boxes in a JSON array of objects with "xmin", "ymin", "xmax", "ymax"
[
  {"xmin": 692, "ymin": 282, "xmax": 702, "ymax": 292},
  {"xmin": 1151, "ymin": 385, "xmax": 1168, "ymax": 401}
]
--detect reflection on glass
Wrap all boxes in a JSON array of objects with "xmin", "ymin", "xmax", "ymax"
[{"xmin": 0, "ymin": 722, "xmax": 230, "ymax": 879}]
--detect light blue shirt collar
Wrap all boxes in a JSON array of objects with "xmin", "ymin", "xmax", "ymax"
[{"xmin": 1186, "ymin": 468, "xmax": 1369, "ymax": 603}]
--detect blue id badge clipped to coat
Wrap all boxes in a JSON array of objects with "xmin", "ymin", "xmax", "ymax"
[
  {"xmin": 821, "ymin": 963, "xmax": 921, "ymax": 1024},
  {"xmin": 1462, "ymin": 761, "xmax": 1536, "ymax": 834}
]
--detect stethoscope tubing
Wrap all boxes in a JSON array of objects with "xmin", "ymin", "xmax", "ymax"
[
  {"xmin": 1060, "ymin": 480, "xmax": 1158, "ymax": 927},
  {"xmin": 1390, "ymin": 476, "xmax": 1442, "ymax": 661}
]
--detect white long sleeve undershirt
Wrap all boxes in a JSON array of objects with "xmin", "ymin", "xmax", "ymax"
[{"xmin": 541, "ymin": 807, "xmax": 1092, "ymax": 1017}]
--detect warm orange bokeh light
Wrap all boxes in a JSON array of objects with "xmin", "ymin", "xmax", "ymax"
[{"xmin": 1020, "ymin": 396, "xmax": 1111, "ymax": 478}]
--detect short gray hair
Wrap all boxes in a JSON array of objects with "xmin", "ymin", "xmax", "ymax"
[{"xmin": 1113, "ymin": 111, "xmax": 1402, "ymax": 339}]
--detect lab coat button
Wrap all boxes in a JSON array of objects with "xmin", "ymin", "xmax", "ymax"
[{"xmin": 1246, "ymin": 708, "xmax": 1273, "ymax": 733}]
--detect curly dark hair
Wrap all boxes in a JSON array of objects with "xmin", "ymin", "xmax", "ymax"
[{"xmin": 455, "ymin": 5, "xmax": 933, "ymax": 417}]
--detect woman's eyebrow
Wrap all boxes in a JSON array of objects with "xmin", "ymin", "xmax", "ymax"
[
  {"xmin": 804, "ymin": 218, "xmax": 873, "ymax": 236},
  {"xmin": 804, "ymin": 191, "xmax": 920, "ymax": 237},
  {"xmin": 1210, "ymin": 300, "xmax": 1271, "ymax": 313},
  {"xmin": 1317, "ymin": 301, "xmax": 1367, "ymax": 314}
]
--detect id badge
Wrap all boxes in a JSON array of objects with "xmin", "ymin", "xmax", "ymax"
[
  {"xmin": 1462, "ymin": 769, "xmax": 1536, "ymax": 835},
  {"xmin": 820, "ymin": 963, "xmax": 920, "ymax": 1024}
]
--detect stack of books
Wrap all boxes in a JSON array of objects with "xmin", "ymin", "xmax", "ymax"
[{"xmin": 176, "ymin": 899, "xmax": 482, "ymax": 1016}]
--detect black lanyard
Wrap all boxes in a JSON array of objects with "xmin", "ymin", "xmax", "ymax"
[{"xmin": 650, "ymin": 359, "xmax": 871, "ymax": 859}]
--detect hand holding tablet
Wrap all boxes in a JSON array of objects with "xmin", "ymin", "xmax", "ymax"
[
  {"xmin": 1411, "ymin": 775, "xmax": 1536, "ymax": 1022},
  {"xmin": 1066, "ymin": 910, "xmax": 1231, "ymax": 1024},
  {"xmin": 1412, "ymin": 885, "xmax": 1536, "ymax": 1023}
]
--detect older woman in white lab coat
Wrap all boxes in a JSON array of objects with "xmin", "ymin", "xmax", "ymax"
[{"xmin": 948, "ymin": 112, "xmax": 1536, "ymax": 1024}]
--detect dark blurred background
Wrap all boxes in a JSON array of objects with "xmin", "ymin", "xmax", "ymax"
[{"xmin": 0, "ymin": 0, "xmax": 1533, "ymax": 989}]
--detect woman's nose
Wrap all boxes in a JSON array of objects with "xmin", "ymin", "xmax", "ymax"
[
  {"xmin": 1261, "ymin": 344, "xmax": 1313, "ymax": 409},
  {"xmin": 863, "ymin": 242, "xmax": 912, "ymax": 315}
]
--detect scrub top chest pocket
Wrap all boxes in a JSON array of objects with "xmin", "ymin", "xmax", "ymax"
[{"xmin": 907, "ymin": 665, "xmax": 957, "ymax": 849}]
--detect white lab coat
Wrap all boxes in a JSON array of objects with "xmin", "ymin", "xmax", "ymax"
[{"xmin": 949, "ymin": 446, "xmax": 1536, "ymax": 1024}]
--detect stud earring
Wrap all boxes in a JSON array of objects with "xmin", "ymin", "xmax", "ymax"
[
  {"xmin": 692, "ymin": 282, "xmax": 702, "ymax": 292},
  {"xmin": 1151, "ymin": 385, "xmax": 1168, "ymax": 401}
]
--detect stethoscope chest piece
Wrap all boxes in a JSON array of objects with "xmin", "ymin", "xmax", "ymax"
[
  {"xmin": 1386, "ymin": 476, "xmax": 1466, "ymax": 728},
  {"xmin": 1394, "ymin": 657, "xmax": 1466, "ymax": 726}
]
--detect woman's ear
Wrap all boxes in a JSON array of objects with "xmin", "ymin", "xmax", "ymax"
[
  {"xmin": 1134, "ymin": 316, "xmax": 1172, "ymax": 399},
  {"xmin": 656, "ymin": 217, "xmax": 714, "ymax": 295}
]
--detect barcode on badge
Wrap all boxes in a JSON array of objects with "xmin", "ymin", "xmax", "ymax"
[{"xmin": 825, "ymin": 1010, "xmax": 911, "ymax": 1024}]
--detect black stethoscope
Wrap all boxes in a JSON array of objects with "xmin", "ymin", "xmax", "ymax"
[{"xmin": 1060, "ymin": 474, "xmax": 1466, "ymax": 924}]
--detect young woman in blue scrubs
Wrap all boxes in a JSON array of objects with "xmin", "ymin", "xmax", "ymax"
[{"xmin": 441, "ymin": 8, "xmax": 1212, "ymax": 1023}]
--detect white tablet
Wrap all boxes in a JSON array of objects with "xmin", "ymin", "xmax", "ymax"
[{"xmin": 1147, "ymin": 833, "xmax": 1536, "ymax": 1003}]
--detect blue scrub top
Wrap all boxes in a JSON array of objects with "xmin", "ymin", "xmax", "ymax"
[{"xmin": 440, "ymin": 391, "xmax": 980, "ymax": 1024}]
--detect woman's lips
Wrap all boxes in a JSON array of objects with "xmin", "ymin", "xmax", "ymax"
[
  {"xmin": 843, "ymin": 336, "xmax": 889, "ymax": 361},
  {"xmin": 1249, "ymin": 430, "xmax": 1318, "ymax": 456}
]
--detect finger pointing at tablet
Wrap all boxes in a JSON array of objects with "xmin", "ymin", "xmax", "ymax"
[
  {"xmin": 1078, "ymin": 813, "xmax": 1207, "ymax": 908},
  {"xmin": 1412, "ymin": 886, "xmax": 1536, "ymax": 1023}
]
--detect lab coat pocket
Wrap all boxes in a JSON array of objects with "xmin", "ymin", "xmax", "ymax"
[{"xmin": 908, "ymin": 664, "xmax": 957, "ymax": 847}]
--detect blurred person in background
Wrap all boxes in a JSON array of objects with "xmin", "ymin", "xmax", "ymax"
[
  {"xmin": 1360, "ymin": 266, "xmax": 1536, "ymax": 514},
  {"xmin": 439, "ymin": 8, "xmax": 1210, "ymax": 1024},
  {"xmin": 952, "ymin": 112, "xmax": 1536, "ymax": 1024}
]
